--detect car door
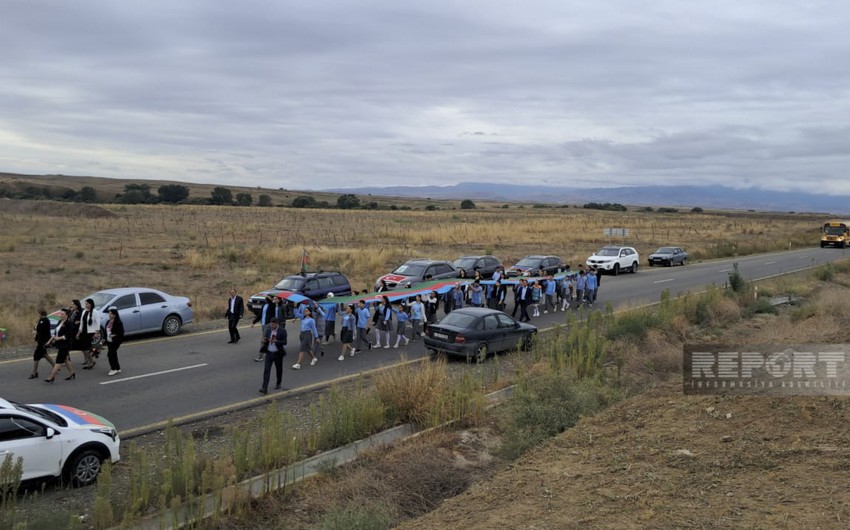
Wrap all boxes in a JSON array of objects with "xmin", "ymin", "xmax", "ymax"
[
  {"xmin": 138, "ymin": 291, "xmax": 169, "ymax": 332},
  {"xmin": 497, "ymin": 313, "xmax": 523, "ymax": 350},
  {"xmin": 482, "ymin": 314, "xmax": 505, "ymax": 352},
  {"xmin": 0, "ymin": 414, "xmax": 61, "ymax": 481},
  {"xmin": 303, "ymin": 278, "xmax": 320, "ymax": 298},
  {"xmin": 111, "ymin": 293, "xmax": 141, "ymax": 334}
]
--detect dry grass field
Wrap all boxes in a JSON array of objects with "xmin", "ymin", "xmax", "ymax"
[{"xmin": 0, "ymin": 196, "xmax": 823, "ymax": 345}]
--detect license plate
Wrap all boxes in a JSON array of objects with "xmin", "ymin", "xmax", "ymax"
[{"xmin": 433, "ymin": 332, "xmax": 448, "ymax": 340}]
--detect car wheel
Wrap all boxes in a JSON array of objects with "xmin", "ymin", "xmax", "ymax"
[
  {"xmin": 612, "ymin": 263, "xmax": 620, "ymax": 276},
  {"xmin": 65, "ymin": 448, "xmax": 104, "ymax": 487},
  {"xmin": 630, "ymin": 262, "xmax": 638, "ymax": 273},
  {"xmin": 474, "ymin": 343, "xmax": 488, "ymax": 363},
  {"xmin": 681, "ymin": 258, "xmax": 687, "ymax": 266},
  {"xmin": 162, "ymin": 314, "xmax": 182, "ymax": 336},
  {"xmin": 648, "ymin": 261, "xmax": 654, "ymax": 267},
  {"xmin": 522, "ymin": 333, "xmax": 535, "ymax": 351}
]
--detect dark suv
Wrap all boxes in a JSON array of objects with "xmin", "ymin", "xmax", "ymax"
[
  {"xmin": 453, "ymin": 255, "xmax": 503, "ymax": 278},
  {"xmin": 506, "ymin": 255, "xmax": 565, "ymax": 277},
  {"xmin": 374, "ymin": 259, "xmax": 457, "ymax": 290},
  {"xmin": 248, "ymin": 271, "xmax": 351, "ymax": 315}
]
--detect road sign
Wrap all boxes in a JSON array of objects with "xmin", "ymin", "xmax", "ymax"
[{"xmin": 603, "ymin": 228, "xmax": 630, "ymax": 237}]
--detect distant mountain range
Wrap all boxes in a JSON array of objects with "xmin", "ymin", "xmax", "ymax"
[{"xmin": 326, "ymin": 183, "xmax": 849, "ymax": 214}]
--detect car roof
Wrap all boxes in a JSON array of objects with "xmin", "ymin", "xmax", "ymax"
[
  {"xmin": 404, "ymin": 258, "xmax": 450, "ymax": 265},
  {"xmin": 450, "ymin": 307, "xmax": 502, "ymax": 316},
  {"xmin": 88, "ymin": 287, "xmax": 167, "ymax": 296},
  {"xmin": 285, "ymin": 271, "xmax": 345, "ymax": 279},
  {"xmin": 0, "ymin": 397, "xmax": 14, "ymax": 409},
  {"xmin": 456, "ymin": 255, "xmax": 496, "ymax": 259}
]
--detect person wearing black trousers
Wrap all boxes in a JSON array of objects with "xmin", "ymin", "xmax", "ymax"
[
  {"xmin": 104, "ymin": 308, "xmax": 125, "ymax": 376},
  {"xmin": 259, "ymin": 318, "xmax": 286, "ymax": 394},
  {"xmin": 225, "ymin": 288, "xmax": 244, "ymax": 343},
  {"xmin": 30, "ymin": 309, "xmax": 55, "ymax": 379},
  {"xmin": 516, "ymin": 279, "xmax": 532, "ymax": 322}
]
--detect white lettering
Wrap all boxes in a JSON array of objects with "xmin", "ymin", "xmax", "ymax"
[
  {"xmin": 717, "ymin": 351, "xmax": 739, "ymax": 378},
  {"xmin": 793, "ymin": 352, "xmax": 817, "ymax": 378}
]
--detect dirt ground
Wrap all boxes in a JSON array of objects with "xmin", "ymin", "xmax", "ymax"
[{"xmin": 399, "ymin": 381, "xmax": 850, "ymax": 530}]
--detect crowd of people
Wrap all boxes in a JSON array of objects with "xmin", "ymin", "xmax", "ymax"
[
  {"xmin": 29, "ymin": 298, "xmax": 125, "ymax": 383},
  {"xmin": 225, "ymin": 264, "xmax": 606, "ymax": 395}
]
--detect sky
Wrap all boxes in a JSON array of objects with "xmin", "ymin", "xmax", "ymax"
[{"xmin": 1, "ymin": 1, "xmax": 849, "ymax": 193}]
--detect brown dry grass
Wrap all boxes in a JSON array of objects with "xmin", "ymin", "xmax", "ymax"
[{"xmin": 0, "ymin": 197, "xmax": 823, "ymax": 345}]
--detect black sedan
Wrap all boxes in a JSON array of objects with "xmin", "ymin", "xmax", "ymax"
[
  {"xmin": 423, "ymin": 307, "xmax": 536, "ymax": 362},
  {"xmin": 648, "ymin": 247, "xmax": 688, "ymax": 266}
]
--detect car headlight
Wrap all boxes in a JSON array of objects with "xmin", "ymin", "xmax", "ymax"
[{"xmin": 91, "ymin": 427, "xmax": 118, "ymax": 441}]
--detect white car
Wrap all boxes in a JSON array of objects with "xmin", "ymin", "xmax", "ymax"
[
  {"xmin": 586, "ymin": 246, "xmax": 640, "ymax": 275},
  {"xmin": 0, "ymin": 397, "xmax": 120, "ymax": 487}
]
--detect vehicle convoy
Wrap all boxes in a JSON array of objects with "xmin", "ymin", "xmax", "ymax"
[
  {"xmin": 647, "ymin": 247, "xmax": 688, "ymax": 266},
  {"xmin": 453, "ymin": 255, "xmax": 503, "ymax": 278},
  {"xmin": 586, "ymin": 246, "xmax": 640, "ymax": 275},
  {"xmin": 821, "ymin": 220, "xmax": 850, "ymax": 248},
  {"xmin": 0, "ymin": 397, "xmax": 120, "ymax": 487},
  {"xmin": 374, "ymin": 259, "xmax": 457, "ymax": 291},
  {"xmin": 248, "ymin": 271, "xmax": 352, "ymax": 315},
  {"xmin": 423, "ymin": 307, "xmax": 537, "ymax": 363},
  {"xmin": 505, "ymin": 255, "xmax": 565, "ymax": 277},
  {"xmin": 51, "ymin": 288, "xmax": 194, "ymax": 337}
]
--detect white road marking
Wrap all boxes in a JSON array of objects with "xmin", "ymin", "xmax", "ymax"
[
  {"xmin": 99, "ymin": 363, "xmax": 208, "ymax": 385},
  {"xmin": 719, "ymin": 268, "xmax": 733, "ymax": 273},
  {"xmin": 798, "ymin": 255, "xmax": 810, "ymax": 259},
  {"xmin": 764, "ymin": 261, "xmax": 776, "ymax": 265},
  {"xmin": 653, "ymin": 278, "xmax": 674, "ymax": 284}
]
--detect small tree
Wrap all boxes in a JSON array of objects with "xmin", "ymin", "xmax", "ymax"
[
  {"xmin": 691, "ymin": 206, "xmax": 704, "ymax": 213},
  {"xmin": 258, "ymin": 194, "xmax": 272, "ymax": 207},
  {"xmin": 117, "ymin": 183, "xmax": 155, "ymax": 204},
  {"xmin": 292, "ymin": 195, "xmax": 318, "ymax": 208},
  {"xmin": 336, "ymin": 193, "xmax": 361, "ymax": 209},
  {"xmin": 210, "ymin": 186, "xmax": 233, "ymax": 205},
  {"xmin": 158, "ymin": 184, "xmax": 189, "ymax": 203},
  {"xmin": 460, "ymin": 199, "xmax": 476, "ymax": 209},
  {"xmin": 235, "ymin": 192, "xmax": 253, "ymax": 206},
  {"xmin": 78, "ymin": 186, "xmax": 98, "ymax": 203}
]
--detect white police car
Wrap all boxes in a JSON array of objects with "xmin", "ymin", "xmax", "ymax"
[{"xmin": 0, "ymin": 397, "xmax": 120, "ymax": 487}]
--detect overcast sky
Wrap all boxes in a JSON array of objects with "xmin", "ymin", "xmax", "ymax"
[{"xmin": 1, "ymin": 1, "xmax": 848, "ymax": 193}]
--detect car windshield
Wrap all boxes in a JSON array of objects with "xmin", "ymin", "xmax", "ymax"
[
  {"xmin": 515, "ymin": 257, "xmax": 542, "ymax": 268},
  {"xmin": 595, "ymin": 248, "xmax": 620, "ymax": 257},
  {"xmin": 12, "ymin": 402, "xmax": 68, "ymax": 427},
  {"xmin": 439, "ymin": 312, "xmax": 479, "ymax": 328},
  {"xmin": 392, "ymin": 263, "xmax": 427, "ymax": 276},
  {"xmin": 825, "ymin": 226, "xmax": 847, "ymax": 236},
  {"xmin": 88, "ymin": 292, "xmax": 116, "ymax": 308},
  {"xmin": 454, "ymin": 258, "xmax": 477, "ymax": 269},
  {"xmin": 655, "ymin": 247, "xmax": 676, "ymax": 254},
  {"xmin": 274, "ymin": 277, "xmax": 305, "ymax": 290}
]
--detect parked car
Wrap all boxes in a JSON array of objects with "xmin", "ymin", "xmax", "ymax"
[
  {"xmin": 0, "ymin": 397, "xmax": 120, "ymax": 487},
  {"xmin": 423, "ymin": 307, "xmax": 537, "ymax": 363},
  {"xmin": 586, "ymin": 246, "xmax": 640, "ymax": 275},
  {"xmin": 453, "ymin": 255, "xmax": 503, "ymax": 278},
  {"xmin": 648, "ymin": 247, "xmax": 688, "ymax": 267},
  {"xmin": 374, "ymin": 259, "xmax": 457, "ymax": 291},
  {"xmin": 51, "ymin": 288, "xmax": 193, "ymax": 336},
  {"xmin": 506, "ymin": 255, "xmax": 565, "ymax": 277},
  {"xmin": 248, "ymin": 271, "xmax": 352, "ymax": 315}
]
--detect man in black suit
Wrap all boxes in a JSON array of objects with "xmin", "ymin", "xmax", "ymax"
[
  {"xmin": 517, "ymin": 279, "xmax": 532, "ymax": 322},
  {"xmin": 225, "ymin": 288, "xmax": 244, "ymax": 343}
]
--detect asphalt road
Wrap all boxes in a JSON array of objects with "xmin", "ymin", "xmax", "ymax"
[{"xmin": 2, "ymin": 246, "xmax": 847, "ymax": 435}]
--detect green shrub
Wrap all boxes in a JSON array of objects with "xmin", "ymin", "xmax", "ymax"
[
  {"xmin": 744, "ymin": 298, "xmax": 778, "ymax": 316},
  {"xmin": 728, "ymin": 262, "xmax": 746, "ymax": 292},
  {"xmin": 499, "ymin": 374, "xmax": 620, "ymax": 460},
  {"xmin": 319, "ymin": 501, "xmax": 394, "ymax": 530},
  {"xmin": 816, "ymin": 264, "xmax": 835, "ymax": 282}
]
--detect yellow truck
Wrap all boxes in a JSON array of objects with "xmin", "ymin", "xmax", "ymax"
[{"xmin": 822, "ymin": 220, "xmax": 850, "ymax": 248}]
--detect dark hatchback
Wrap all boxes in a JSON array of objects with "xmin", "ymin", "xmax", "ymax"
[
  {"xmin": 248, "ymin": 271, "xmax": 351, "ymax": 315},
  {"xmin": 423, "ymin": 307, "xmax": 536, "ymax": 362},
  {"xmin": 453, "ymin": 255, "xmax": 503, "ymax": 278}
]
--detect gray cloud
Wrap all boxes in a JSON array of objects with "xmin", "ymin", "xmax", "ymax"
[{"xmin": 1, "ymin": 0, "xmax": 848, "ymax": 193}]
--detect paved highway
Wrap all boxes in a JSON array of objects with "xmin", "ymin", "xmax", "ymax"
[{"xmin": 2, "ymin": 246, "xmax": 847, "ymax": 435}]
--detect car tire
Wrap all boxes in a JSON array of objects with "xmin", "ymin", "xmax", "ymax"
[
  {"xmin": 648, "ymin": 261, "xmax": 654, "ymax": 267},
  {"xmin": 64, "ymin": 448, "xmax": 104, "ymax": 487},
  {"xmin": 474, "ymin": 343, "xmax": 488, "ymax": 363},
  {"xmin": 521, "ymin": 333, "xmax": 535, "ymax": 352},
  {"xmin": 681, "ymin": 258, "xmax": 687, "ymax": 266},
  {"xmin": 630, "ymin": 262, "xmax": 638, "ymax": 274},
  {"xmin": 612, "ymin": 263, "xmax": 620, "ymax": 276},
  {"xmin": 162, "ymin": 314, "xmax": 182, "ymax": 336}
]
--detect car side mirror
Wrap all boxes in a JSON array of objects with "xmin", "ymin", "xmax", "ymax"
[{"xmin": 46, "ymin": 427, "xmax": 57, "ymax": 439}]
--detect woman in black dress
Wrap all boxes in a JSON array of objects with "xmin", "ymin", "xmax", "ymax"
[
  {"xmin": 45, "ymin": 309, "xmax": 76, "ymax": 382},
  {"xmin": 30, "ymin": 309, "xmax": 55, "ymax": 379}
]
